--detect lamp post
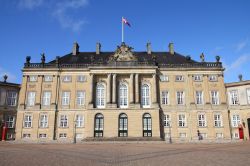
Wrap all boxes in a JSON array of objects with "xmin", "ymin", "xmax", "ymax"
[
  {"xmin": 169, "ymin": 120, "xmax": 172, "ymax": 144},
  {"xmin": 73, "ymin": 120, "xmax": 76, "ymax": 144}
]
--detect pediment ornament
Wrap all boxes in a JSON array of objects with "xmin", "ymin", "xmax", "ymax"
[{"xmin": 109, "ymin": 42, "xmax": 137, "ymax": 62}]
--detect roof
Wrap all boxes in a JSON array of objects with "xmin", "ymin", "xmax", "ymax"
[
  {"xmin": 0, "ymin": 81, "xmax": 20, "ymax": 88},
  {"xmin": 225, "ymin": 80, "xmax": 250, "ymax": 88}
]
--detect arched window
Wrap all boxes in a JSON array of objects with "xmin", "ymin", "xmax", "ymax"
[
  {"xmin": 119, "ymin": 83, "xmax": 128, "ymax": 108},
  {"xmin": 119, "ymin": 113, "xmax": 128, "ymax": 137},
  {"xmin": 141, "ymin": 84, "xmax": 150, "ymax": 108},
  {"xmin": 96, "ymin": 83, "xmax": 105, "ymax": 108},
  {"xmin": 143, "ymin": 113, "xmax": 152, "ymax": 137},
  {"xmin": 94, "ymin": 113, "xmax": 103, "ymax": 137}
]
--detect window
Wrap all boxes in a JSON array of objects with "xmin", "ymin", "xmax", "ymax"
[
  {"xmin": 164, "ymin": 114, "xmax": 171, "ymax": 127},
  {"xmin": 193, "ymin": 75, "xmax": 202, "ymax": 81},
  {"xmin": 119, "ymin": 113, "xmax": 128, "ymax": 137},
  {"xmin": 27, "ymin": 92, "xmax": 36, "ymax": 106},
  {"xmin": 247, "ymin": 89, "xmax": 250, "ymax": 104},
  {"xmin": 198, "ymin": 114, "xmax": 206, "ymax": 127},
  {"xmin": 24, "ymin": 115, "xmax": 32, "ymax": 128},
  {"xmin": 232, "ymin": 115, "xmax": 240, "ymax": 127},
  {"xmin": 39, "ymin": 134, "xmax": 47, "ymax": 138},
  {"xmin": 94, "ymin": 114, "xmax": 104, "ymax": 137},
  {"xmin": 96, "ymin": 83, "xmax": 105, "ymax": 108},
  {"xmin": 211, "ymin": 91, "xmax": 219, "ymax": 105},
  {"xmin": 42, "ymin": 91, "xmax": 51, "ymax": 106},
  {"xmin": 29, "ymin": 76, "xmax": 37, "ymax": 82},
  {"xmin": 216, "ymin": 133, "xmax": 223, "ymax": 139},
  {"xmin": 178, "ymin": 114, "xmax": 186, "ymax": 127},
  {"xmin": 62, "ymin": 91, "xmax": 70, "ymax": 106},
  {"xmin": 234, "ymin": 133, "xmax": 239, "ymax": 139},
  {"xmin": 160, "ymin": 75, "xmax": 169, "ymax": 82},
  {"xmin": 76, "ymin": 91, "xmax": 85, "ymax": 106},
  {"xmin": 177, "ymin": 91, "xmax": 184, "ymax": 105},
  {"xmin": 229, "ymin": 90, "xmax": 238, "ymax": 105},
  {"xmin": 60, "ymin": 115, "xmax": 68, "ymax": 128},
  {"xmin": 209, "ymin": 75, "xmax": 218, "ymax": 81},
  {"xmin": 44, "ymin": 75, "xmax": 52, "ymax": 82},
  {"xmin": 214, "ymin": 114, "xmax": 223, "ymax": 127},
  {"xmin": 62, "ymin": 76, "xmax": 71, "ymax": 82},
  {"xmin": 59, "ymin": 133, "xmax": 67, "ymax": 138},
  {"xmin": 196, "ymin": 91, "xmax": 203, "ymax": 105},
  {"xmin": 76, "ymin": 115, "xmax": 84, "ymax": 128},
  {"xmin": 176, "ymin": 75, "xmax": 184, "ymax": 81},
  {"xmin": 77, "ymin": 75, "xmax": 86, "ymax": 82},
  {"xmin": 6, "ymin": 133, "xmax": 14, "ymax": 140},
  {"xmin": 40, "ymin": 114, "xmax": 48, "ymax": 128},
  {"xmin": 23, "ymin": 133, "xmax": 31, "ymax": 138},
  {"xmin": 141, "ymin": 84, "xmax": 150, "ymax": 108},
  {"xmin": 6, "ymin": 115, "xmax": 15, "ymax": 128},
  {"xmin": 7, "ymin": 91, "xmax": 17, "ymax": 106},
  {"xmin": 119, "ymin": 83, "xmax": 128, "ymax": 108},
  {"xmin": 143, "ymin": 113, "xmax": 152, "ymax": 137},
  {"xmin": 179, "ymin": 133, "xmax": 186, "ymax": 138},
  {"xmin": 161, "ymin": 91, "xmax": 169, "ymax": 105}
]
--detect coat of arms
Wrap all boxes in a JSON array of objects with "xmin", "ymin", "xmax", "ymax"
[{"xmin": 109, "ymin": 42, "xmax": 137, "ymax": 62}]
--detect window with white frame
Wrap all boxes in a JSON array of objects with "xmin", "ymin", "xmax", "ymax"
[
  {"xmin": 164, "ymin": 114, "xmax": 171, "ymax": 127},
  {"xmin": 178, "ymin": 114, "xmax": 186, "ymax": 127},
  {"xmin": 211, "ymin": 91, "xmax": 219, "ymax": 105},
  {"xmin": 23, "ymin": 133, "xmax": 31, "ymax": 138},
  {"xmin": 247, "ymin": 88, "xmax": 250, "ymax": 104},
  {"xmin": 60, "ymin": 115, "xmax": 68, "ymax": 128},
  {"xmin": 198, "ymin": 113, "xmax": 206, "ymax": 127},
  {"xmin": 76, "ymin": 115, "xmax": 84, "ymax": 128},
  {"xmin": 7, "ymin": 91, "xmax": 17, "ymax": 106},
  {"xmin": 214, "ymin": 114, "xmax": 223, "ymax": 127},
  {"xmin": 176, "ymin": 75, "xmax": 184, "ymax": 81},
  {"xmin": 44, "ymin": 75, "xmax": 52, "ymax": 82},
  {"xmin": 6, "ymin": 133, "xmax": 14, "ymax": 140},
  {"xmin": 62, "ymin": 91, "xmax": 70, "ymax": 106},
  {"xmin": 161, "ymin": 91, "xmax": 169, "ymax": 105},
  {"xmin": 77, "ymin": 75, "xmax": 86, "ymax": 82},
  {"xmin": 59, "ymin": 133, "xmax": 67, "ymax": 138},
  {"xmin": 196, "ymin": 91, "xmax": 203, "ymax": 105},
  {"xmin": 6, "ymin": 115, "xmax": 15, "ymax": 128},
  {"xmin": 119, "ymin": 83, "xmax": 128, "ymax": 108},
  {"xmin": 29, "ymin": 76, "xmax": 37, "ymax": 82},
  {"xmin": 209, "ymin": 75, "xmax": 218, "ymax": 81},
  {"xmin": 62, "ymin": 76, "xmax": 71, "ymax": 82},
  {"xmin": 39, "ymin": 134, "xmax": 47, "ymax": 138},
  {"xmin": 234, "ymin": 133, "xmax": 239, "ymax": 139},
  {"xmin": 216, "ymin": 133, "xmax": 223, "ymax": 139},
  {"xmin": 176, "ymin": 91, "xmax": 184, "ymax": 105},
  {"xmin": 24, "ymin": 115, "xmax": 32, "ymax": 128},
  {"xmin": 96, "ymin": 83, "xmax": 105, "ymax": 108},
  {"xmin": 76, "ymin": 91, "xmax": 85, "ymax": 106},
  {"xmin": 141, "ymin": 84, "xmax": 150, "ymax": 108},
  {"xmin": 27, "ymin": 92, "xmax": 36, "ymax": 106},
  {"xmin": 193, "ymin": 75, "xmax": 202, "ymax": 81},
  {"xmin": 40, "ymin": 114, "xmax": 48, "ymax": 128},
  {"xmin": 42, "ymin": 91, "xmax": 51, "ymax": 106},
  {"xmin": 229, "ymin": 90, "xmax": 238, "ymax": 105},
  {"xmin": 232, "ymin": 114, "xmax": 240, "ymax": 127},
  {"xmin": 160, "ymin": 75, "xmax": 169, "ymax": 82}
]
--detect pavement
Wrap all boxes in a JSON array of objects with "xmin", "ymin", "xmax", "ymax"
[{"xmin": 0, "ymin": 142, "xmax": 250, "ymax": 166}]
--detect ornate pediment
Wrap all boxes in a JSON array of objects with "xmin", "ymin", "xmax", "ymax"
[{"xmin": 109, "ymin": 42, "xmax": 137, "ymax": 62}]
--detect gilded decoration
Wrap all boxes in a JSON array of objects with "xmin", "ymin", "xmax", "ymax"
[{"xmin": 109, "ymin": 42, "xmax": 137, "ymax": 62}]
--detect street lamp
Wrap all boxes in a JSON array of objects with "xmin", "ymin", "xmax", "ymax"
[
  {"xmin": 73, "ymin": 120, "xmax": 77, "ymax": 144},
  {"xmin": 169, "ymin": 120, "xmax": 172, "ymax": 144}
]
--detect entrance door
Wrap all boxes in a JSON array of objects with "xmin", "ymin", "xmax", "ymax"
[
  {"xmin": 239, "ymin": 127, "xmax": 244, "ymax": 139},
  {"xmin": 248, "ymin": 118, "xmax": 250, "ymax": 137}
]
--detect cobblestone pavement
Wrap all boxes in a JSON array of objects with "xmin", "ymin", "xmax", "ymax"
[{"xmin": 0, "ymin": 142, "xmax": 250, "ymax": 166}]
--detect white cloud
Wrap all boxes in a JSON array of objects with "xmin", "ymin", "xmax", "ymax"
[
  {"xmin": 0, "ymin": 67, "xmax": 17, "ymax": 82},
  {"xmin": 225, "ymin": 54, "xmax": 250, "ymax": 73},
  {"xmin": 52, "ymin": 0, "xmax": 89, "ymax": 32},
  {"xmin": 18, "ymin": 0, "xmax": 44, "ymax": 10},
  {"xmin": 236, "ymin": 39, "xmax": 248, "ymax": 52}
]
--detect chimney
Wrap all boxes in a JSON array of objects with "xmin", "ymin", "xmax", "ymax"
[
  {"xmin": 238, "ymin": 74, "xmax": 243, "ymax": 82},
  {"xmin": 72, "ymin": 42, "xmax": 79, "ymax": 55},
  {"xmin": 147, "ymin": 42, "xmax": 152, "ymax": 54},
  {"xmin": 3, "ymin": 74, "xmax": 8, "ymax": 83},
  {"xmin": 96, "ymin": 42, "xmax": 101, "ymax": 55},
  {"xmin": 168, "ymin": 43, "xmax": 174, "ymax": 55}
]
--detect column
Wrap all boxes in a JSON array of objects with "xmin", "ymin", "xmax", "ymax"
[
  {"xmin": 89, "ymin": 74, "xmax": 94, "ymax": 104},
  {"xmin": 135, "ymin": 74, "xmax": 139, "ymax": 103},
  {"xmin": 129, "ymin": 74, "xmax": 134, "ymax": 103},
  {"xmin": 112, "ymin": 74, "xmax": 117, "ymax": 103},
  {"xmin": 152, "ymin": 73, "xmax": 157, "ymax": 104},
  {"xmin": 107, "ymin": 74, "xmax": 111, "ymax": 104}
]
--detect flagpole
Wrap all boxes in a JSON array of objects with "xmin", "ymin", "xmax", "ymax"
[{"xmin": 122, "ymin": 16, "xmax": 124, "ymax": 43}]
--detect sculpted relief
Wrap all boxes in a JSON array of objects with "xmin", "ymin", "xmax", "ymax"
[{"xmin": 109, "ymin": 42, "xmax": 137, "ymax": 62}]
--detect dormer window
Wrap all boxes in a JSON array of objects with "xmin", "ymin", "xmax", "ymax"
[
  {"xmin": 29, "ymin": 76, "xmax": 37, "ymax": 82},
  {"xmin": 176, "ymin": 75, "xmax": 184, "ymax": 82},
  {"xmin": 44, "ymin": 75, "xmax": 52, "ymax": 82},
  {"xmin": 160, "ymin": 75, "xmax": 169, "ymax": 82},
  {"xmin": 193, "ymin": 75, "xmax": 202, "ymax": 81},
  {"xmin": 62, "ymin": 76, "xmax": 72, "ymax": 82},
  {"xmin": 77, "ymin": 75, "xmax": 86, "ymax": 82},
  {"xmin": 209, "ymin": 75, "xmax": 218, "ymax": 82}
]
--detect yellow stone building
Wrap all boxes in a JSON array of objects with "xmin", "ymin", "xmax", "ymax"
[{"xmin": 15, "ymin": 42, "xmax": 232, "ymax": 142}]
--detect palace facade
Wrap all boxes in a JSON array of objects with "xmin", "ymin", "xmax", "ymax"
[{"xmin": 14, "ymin": 42, "xmax": 242, "ymax": 142}]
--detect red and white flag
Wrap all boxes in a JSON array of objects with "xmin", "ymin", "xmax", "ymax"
[{"xmin": 122, "ymin": 17, "xmax": 131, "ymax": 27}]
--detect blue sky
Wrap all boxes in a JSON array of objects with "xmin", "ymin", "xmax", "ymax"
[{"xmin": 0, "ymin": 0, "xmax": 249, "ymax": 83}]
